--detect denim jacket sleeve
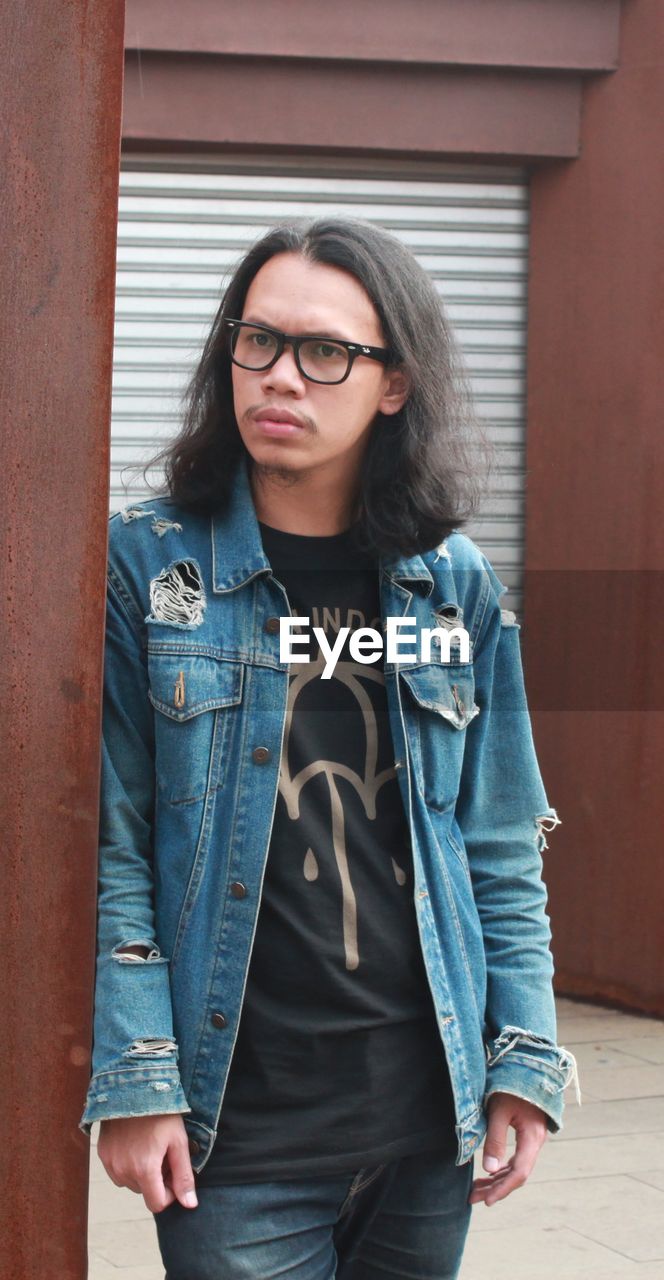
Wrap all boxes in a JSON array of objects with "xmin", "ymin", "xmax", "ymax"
[
  {"xmin": 78, "ymin": 565, "xmax": 190, "ymax": 1132},
  {"xmin": 455, "ymin": 557, "xmax": 580, "ymax": 1133}
]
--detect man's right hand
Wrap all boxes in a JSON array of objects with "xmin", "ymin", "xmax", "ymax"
[{"xmin": 97, "ymin": 1114, "xmax": 199, "ymax": 1213}]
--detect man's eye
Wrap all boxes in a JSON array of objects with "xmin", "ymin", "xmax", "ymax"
[{"xmin": 313, "ymin": 342, "xmax": 345, "ymax": 359}]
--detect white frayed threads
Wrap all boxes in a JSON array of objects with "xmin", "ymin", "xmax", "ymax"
[
  {"xmin": 535, "ymin": 811, "xmax": 563, "ymax": 853},
  {"xmin": 121, "ymin": 506, "xmax": 157, "ymax": 524},
  {"xmin": 433, "ymin": 540, "xmax": 452, "ymax": 564},
  {"xmin": 120, "ymin": 507, "xmax": 182, "ymax": 538},
  {"xmin": 559, "ymin": 1046, "xmax": 583, "ymax": 1106},
  {"xmin": 151, "ymin": 517, "xmax": 183, "ymax": 538},
  {"xmin": 149, "ymin": 561, "xmax": 206, "ymax": 627},
  {"xmin": 488, "ymin": 1025, "xmax": 555, "ymax": 1065},
  {"xmin": 487, "ymin": 1025, "xmax": 582, "ymax": 1108},
  {"xmin": 126, "ymin": 1039, "xmax": 177, "ymax": 1058},
  {"xmin": 112, "ymin": 940, "xmax": 162, "ymax": 963}
]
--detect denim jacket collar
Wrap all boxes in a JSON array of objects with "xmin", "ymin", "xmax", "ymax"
[
  {"xmin": 211, "ymin": 455, "xmax": 273, "ymax": 594},
  {"xmin": 211, "ymin": 451, "xmax": 435, "ymax": 597}
]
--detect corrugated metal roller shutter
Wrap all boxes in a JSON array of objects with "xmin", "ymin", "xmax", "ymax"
[{"xmin": 113, "ymin": 156, "xmax": 529, "ymax": 611}]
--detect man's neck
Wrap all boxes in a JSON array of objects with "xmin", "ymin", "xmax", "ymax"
[{"xmin": 249, "ymin": 463, "xmax": 359, "ymax": 536}]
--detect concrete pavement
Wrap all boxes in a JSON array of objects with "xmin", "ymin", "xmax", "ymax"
[{"xmin": 88, "ymin": 997, "xmax": 664, "ymax": 1279}]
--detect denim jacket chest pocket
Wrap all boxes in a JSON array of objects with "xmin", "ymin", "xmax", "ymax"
[
  {"xmin": 399, "ymin": 662, "xmax": 479, "ymax": 814},
  {"xmin": 147, "ymin": 646, "xmax": 244, "ymax": 806}
]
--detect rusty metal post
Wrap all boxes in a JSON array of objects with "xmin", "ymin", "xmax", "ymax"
[{"xmin": 0, "ymin": 3, "xmax": 125, "ymax": 1276}]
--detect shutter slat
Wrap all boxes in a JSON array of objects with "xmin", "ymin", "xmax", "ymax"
[{"xmin": 111, "ymin": 158, "xmax": 529, "ymax": 610}]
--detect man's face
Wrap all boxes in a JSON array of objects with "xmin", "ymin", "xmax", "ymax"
[{"xmin": 231, "ymin": 252, "xmax": 408, "ymax": 488}]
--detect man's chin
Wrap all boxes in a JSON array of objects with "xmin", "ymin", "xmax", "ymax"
[{"xmin": 250, "ymin": 458, "xmax": 304, "ymax": 487}]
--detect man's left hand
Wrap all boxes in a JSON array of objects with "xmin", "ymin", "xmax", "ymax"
[{"xmin": 468, "ymin": 1091, "xmax": 548, "ymax": 1207}]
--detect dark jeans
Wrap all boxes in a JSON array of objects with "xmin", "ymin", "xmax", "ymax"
[{"xmin": 155, "ymin": 1146, "xmax": 474, "ymax": 1279}]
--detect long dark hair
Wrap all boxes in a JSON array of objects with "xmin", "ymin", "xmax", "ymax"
[{"xmin": 140, "ymin": 217, "xmax": 493, "ymax": 556}]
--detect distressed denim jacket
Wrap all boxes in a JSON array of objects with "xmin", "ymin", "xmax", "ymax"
[{"xmin": 80, "ymin": 456, "xmax": 580, "ymax": 1169}]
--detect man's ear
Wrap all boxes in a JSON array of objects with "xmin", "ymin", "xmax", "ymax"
[{"xmin": 378, "ymin": 366, "xmax": 411, "ymax": 417}]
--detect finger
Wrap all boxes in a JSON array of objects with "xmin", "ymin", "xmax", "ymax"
[
  {"xmin": 480, "ymin": 1134, "xmax": 541, "ymax": 1206},
  {"xmin": 482, "ymin": 1166, "xmax": 525, "ymax": 1204},
  {"xmin": 469, "ymin": 1182, "xmax": 510, "ymax": 1204},
  {"xmin": 468, "ymin": 1169, "xmax": 512, "ymax": 1203},
  {"xmin": 165, "ymin": 1137, "xmax": 198, "ymax": 1209},
  {"xmin": 470, "ymin": 1170, "xmax": 512, "ymax": 1192},
  {"xmin": 103, "ymin": 1166, "xmax": 143, "ymax": 1195},
  {"xmin": 147, "ymin": 1184, "xmax": 176, "ymax": 1214},
  {"xmin": 140, "ymin": 1166, "xmax": 176, "ymax": 1215},
  {"xmin": 482, "ymin": 1109, "xmax": 510, "ymax": 1173}
]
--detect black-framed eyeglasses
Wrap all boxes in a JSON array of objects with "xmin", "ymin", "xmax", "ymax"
[{"xmin": 224, "ymin": 318, "xmax": 392, "ymax": 385}]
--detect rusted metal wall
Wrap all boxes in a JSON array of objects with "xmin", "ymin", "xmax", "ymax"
[
  {"xmin": 0, "ymin": 2, "xmax": 125, "ymax": 1276},
  {"xmin": 115, "ymin": 0, "xmax": 664, "ymax": 1011},
  {"xmin": 525, "ymin": 0, "xmax": 664, "ymax": 1013}
]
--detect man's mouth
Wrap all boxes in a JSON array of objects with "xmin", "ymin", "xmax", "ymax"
[{"xmin": 252, "ymin": 408, "xmax": 309, "ymax": 437}]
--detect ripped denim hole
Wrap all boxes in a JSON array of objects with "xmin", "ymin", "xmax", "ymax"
[
  {"xmin": 433, "ymin": 540, "xmax": 452, "ymax": 564},
  {"xmin": 149, "ymin": 560, "xmax": 206, "ymax": 627},
  {"xmin": 487, "ymin": 1025, "xmax": 582, "ymax": 1106},
  {"xmin": 151, "ymin": 517, "xmax": 183, "ymax": 538},
  {"xmin": 125, "ymin": 1038, "xmax": 177, "ymax": 1058},
  {"xmin": 434, "ymin": 603, "xmax": 464, "ymax": 627},
  {"xmin": 112, "ymin": 940, "xmax": 163, "ymax": 964},
  {"xmin": 121, "ymin": 506, "xmax": 157, "ymax": 524},
  {"xmin": 120, "ymin": 507, "xmax": 182, "ymax": 539}
]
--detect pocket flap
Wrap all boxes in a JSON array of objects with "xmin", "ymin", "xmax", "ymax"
[
  {"xmin": 400, "ymin": 665, "xmax": 479, "ymax": 730},
  {"xmin": 147, "ymin": 651, "xmax": 244, "ymax": 721}
]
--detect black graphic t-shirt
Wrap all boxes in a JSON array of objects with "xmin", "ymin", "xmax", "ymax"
[{"xmin": 197, "ymin": 522, "xmax": 457, "ymax": 1184}]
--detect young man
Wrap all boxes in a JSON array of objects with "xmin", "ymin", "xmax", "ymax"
[{"xmin": 81, "ymin": 218, "xmax": 579, "ymax": 1280}]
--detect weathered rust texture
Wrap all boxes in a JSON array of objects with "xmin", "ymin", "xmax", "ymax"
[
  {"xmin": 0, "ymin": 2, "xmax": 125, "ymax": 1276},
  {"xmin": 525, "ymin": 0, "xmax": 664, "ymax": 1013}
]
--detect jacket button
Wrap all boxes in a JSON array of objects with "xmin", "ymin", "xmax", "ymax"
[
  {"xmin": 188, "ymin": 1137, "xmax": 201, "ymax": 1156},
  {"xmin": 230, "ymin": 881, "xmax": 247, "ymax": 899},
  {"xmin": 264, "ymin": 616, "xmax": 280, "ymax": 634},
  {"xmin": 211, "ymin": 1012, "xmax": 227, "ymax": 1029},
  {"xmin": 252, "ymin": 746, "xmax": 271, "ymax": 764}
]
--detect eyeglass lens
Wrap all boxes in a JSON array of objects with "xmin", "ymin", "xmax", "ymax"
[{"xmin": 232, "ymin": 325, "xmax": 351, "ymax": 383}]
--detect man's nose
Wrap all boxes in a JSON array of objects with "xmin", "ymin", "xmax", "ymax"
[{"xmin": 260, "ymin": 345, "xmax": 306, "ymax": 395}]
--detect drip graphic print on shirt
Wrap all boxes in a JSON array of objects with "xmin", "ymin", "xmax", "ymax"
[{"xmin": 279, "ymin": 608, "xmax": 407, "ymax": 972}]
